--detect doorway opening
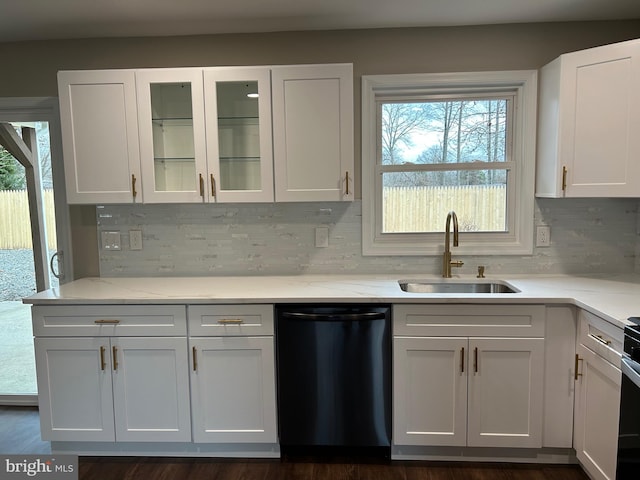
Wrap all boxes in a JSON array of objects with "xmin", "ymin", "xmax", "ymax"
[{"xmin": 0, "ymin": 98, "xmax": 70, "ymax": 406}]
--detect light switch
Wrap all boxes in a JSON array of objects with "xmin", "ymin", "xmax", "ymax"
[{"xmin": 101, "ymin": 231, "xmax": 121, "ymax": 250}]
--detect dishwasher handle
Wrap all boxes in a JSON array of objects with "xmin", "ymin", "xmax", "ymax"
[{"xmin": 280, "ymin": 311, "xmax": 387, "ymax": 321}]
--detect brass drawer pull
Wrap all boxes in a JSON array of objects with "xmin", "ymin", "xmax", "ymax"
[
  {"xmin": 112, "ymin": 346, "xmax": 118, "ymax": 371},
  {"xmin": 94, "ymin": 319, "xmax": 121, "ymax": 324},
  {"xmin": 590, "ymin": 334, "xmax": 612, "ymax": 346},
  {"xmin": 100, "ymin": 346, "xmax": 106, "ymax": 371},
  {"xmin": 210, "ymin": 174, "xmax": 216, "ymax": 198},
  {"xmin": 575, "ymin": 354, "xmax": 583, "ymax": 381},
  {"xmin": 474, "ymin": 347, "xmax": 478, "ymax": 373},
  {"xmin": 199, "ymin": 173, "xmax": 205, "ymax": 197},
  {"xmin": 192, "ymin": 346, "xmax": 197, "ymax": 372},
  {"xmin": 217, "ymin": 319, "xmax": 244, "ymax": 325},
  {"xmin": 131, "ymin": 174, "xmax": 137, "ymax": 198}
]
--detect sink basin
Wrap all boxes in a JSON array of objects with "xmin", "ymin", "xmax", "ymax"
[{"xmin": 399, "ymin": 280, "xmax": 518, "ymax": 294}]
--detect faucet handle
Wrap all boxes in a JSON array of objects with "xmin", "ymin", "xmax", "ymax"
[
  {"xmin": 451, "ymin": 260, "xmax": 464, "ymax": 268},
  {"xmin": 477, "ymin": 265, "xmax": 485, "ymax": 278}
]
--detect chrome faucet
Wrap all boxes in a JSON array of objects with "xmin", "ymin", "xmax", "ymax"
[{"xmin": 442, "ymin": 211, "xmax": 464, "ymax": 278}]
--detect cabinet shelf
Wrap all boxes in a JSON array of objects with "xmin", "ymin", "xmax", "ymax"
[
  {"xmin": 218, "ymin": 116, "xmax": 259, "ymax": 126},
  {"xmin": 154, "ymin": 157, "xmax": 195, "ymax": 163},
  {"xmin": 219, "ymin": 156, "xmax": 261, "ymax": 162}
]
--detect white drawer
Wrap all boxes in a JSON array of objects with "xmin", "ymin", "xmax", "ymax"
[
  {"xmin": 578, "ymin": 309, "xmax": 623, "ymax": 367},
  {"xmin": 188, "ymin": 304, "xmax": 273, "ymax": 336},
  {"xmin": 393, "ymin": 304, "xmax": 546, "ymax": 337},
  {"xmin": 32, "ymin": 305, "xmax": 187, "ymax": 337}
]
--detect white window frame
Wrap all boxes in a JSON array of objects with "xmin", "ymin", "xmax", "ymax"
[{"xmin": 361, "ymin": 71, "xmax": 537, "ymax": 256}]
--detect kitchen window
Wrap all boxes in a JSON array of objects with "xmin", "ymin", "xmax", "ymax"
[{"xmin": 361, "ymin": 71, "xmax": 537, "ymax": 256}]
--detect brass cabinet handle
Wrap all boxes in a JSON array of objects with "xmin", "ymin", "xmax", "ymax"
[
  {"xmin": 112, "ymin": 346, "xmax": 118, "ymax": 371},
  {"xmin": 562, "ymin": 166, "xmax": 567, "ymax": 191},
  {"xmin": 100, "ymin": 346, "xmax": 106, "ymax": 371},
  {"xmin": 217, "ymin": 318, "xmax": 244, "ymax": 325},
  {"xmin": 94, "ymin": 319, "xmax": 121, "ymax": 324},
  {"xmin": 199, "ymin": 173, "xmax": 205, "ymax": 197},
  {"xmin": 460, "ymin": 347, "xmax": 465, "ymax": 373},
  {"xmin": 192, "ymin": 346, "xmax": 197, "ymax": 372},
  {"xmin": 591, "ymin": 334, "xmax": 612, "ymax": 346},
  {"xmin": 345, "ymin": 171, "xmax": 350, "ymax": 195},
  {"xmin": 210, "ymin": 174, "xmax": 216, "ymax": 198},
  {"xmin": 574, "ymin": 354, "xmax": 583, "ymax": 381},
  {"xmin": 474, "ymin": 347, "xmax": 478, "ymax": 373},
  {"xmin": 132, "ymin": 174, "xmax": 137, "ymax": 198}
]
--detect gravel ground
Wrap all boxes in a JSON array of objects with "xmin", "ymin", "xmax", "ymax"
[{"xmin": 0, "ymin": 249, "xmax": 58, "ymax": 301}]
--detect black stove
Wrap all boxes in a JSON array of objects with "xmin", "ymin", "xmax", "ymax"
[{"xmin": 617, "ymin": 317, "xmax": 640, "ymax": 479}]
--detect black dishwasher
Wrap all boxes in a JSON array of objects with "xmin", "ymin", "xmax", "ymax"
[{"xmin": 275, "ymin": 304, "xmax": 391, "ymax": 457}]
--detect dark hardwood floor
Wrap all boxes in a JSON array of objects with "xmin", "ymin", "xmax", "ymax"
[
  {"xmin": 1, "ymin": 406, "xmax": 589, "ymax": 480},
  {"xmin": 78, "ymin": 457, "xmax": 590, "ymax": 480}
]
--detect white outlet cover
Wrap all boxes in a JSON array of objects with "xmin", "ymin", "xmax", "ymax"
[
  {"xmin": 315, "ymin": 227, "xmax": 329, "ymax": 248},
  {"xmin": 130, "ymin": 230, "xmax": 143, "ymax": 250},
  {"xmin": 536, "ymin": 225, "xmax": 550, "ymax": 247}
]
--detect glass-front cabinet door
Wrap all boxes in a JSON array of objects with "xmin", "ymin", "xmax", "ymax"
[
  {"xmin": 203, "ymin": 67, "xmax": 273, "ymax": 202},
  {"xmin": 136, "ymin": 68, "xmax": 207, "ymax": 203}
]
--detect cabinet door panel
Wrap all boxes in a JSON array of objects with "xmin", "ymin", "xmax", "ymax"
[
  {"xmin": 137, "ymin": 68, "xmax": 207, "ymax": 203},
  {"xmin": 393, "ymin": 337, "xmax": 467, "ymax": 446},
  {"xmin": 58, "ymin": 70, "xmax": 141, "ymax": 204},
  {"xmin": 574, "ymin": 343, "xmax": 621, "ymax": 480},
  {"xmin": 467, "ymin": 338, "xmax": 544, "ymax": 448},
  {"xmin": 204, "ymin": 67, "xmax": 274, "ymax": 202},
  {"xmin": 272, "ymin": 64, "xmax": 354, "ymax": 202},
  {"xmin": 563, "ymin": 43, "xmax": 640, "ymax": 196},
  {"xmin": 111, "ymin": 337, "xmax": 191, "ymax": 442},
  {"xmin": 190, "ymin": 337, "xmax": 277, "ymax": 443},
  {"xmin": 35, "ymin": 337, "xmax": 115, "ymax": 441}
]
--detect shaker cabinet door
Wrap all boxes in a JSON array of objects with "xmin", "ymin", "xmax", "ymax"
[
  {"xmin": 272, "ymin": 64, "xmax": 354, "ymax": 202},
  {"xmin": 35, "ymin": 337, "xmax": 115, "ymax": 441},
  {"xmin": 190, "ymin": 336, "xmax": 277, "ymax": 443},
  {"xmin": 111, "ymin": 337, "xmax": 192, "ymax": 442},
  {"xmin": 58, "ymin": 70, "xmax": 141, "ymax": 204}
]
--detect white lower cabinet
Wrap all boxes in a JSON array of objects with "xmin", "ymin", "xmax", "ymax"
[
  {"xmin": 573, "ymin": 311, "xmax": 623, "ymax": 480},
  {"xmin": 394, "ymin": 336, "xmax": 544, "ymax": 448},
  {"xmin": 187, "ymin": 304, "xmax": 277, "ymax": 445},
  {"xmin": 189, "ymin": 336, "xmax": 277, "ymax": 443},
  {"xmin": 35, "ymin": 336, "xmax": 191, "ymax": 442}
]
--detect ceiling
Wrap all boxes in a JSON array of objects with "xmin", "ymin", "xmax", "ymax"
[{"xmin": 2, "ymin": 0, "xmax": 640, "ymax": 43}]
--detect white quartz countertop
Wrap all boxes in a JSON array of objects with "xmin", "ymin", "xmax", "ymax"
[{"xmin": 23, "ymin": 273, "xmax": 640, "ymax": 329}]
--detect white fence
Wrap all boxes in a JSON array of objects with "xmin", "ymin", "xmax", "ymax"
[
  {"xmin": 383, "ymin": 185, "xmax": 507, "ymax": 232},
  {"xmin": 0, "ymin": 189, "xmax": 57, "ymax": 249}
]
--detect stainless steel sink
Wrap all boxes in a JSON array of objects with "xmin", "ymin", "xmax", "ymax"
[{"xmin": 399, "ymin": 280, "xmax": 518, "ymax": 294}]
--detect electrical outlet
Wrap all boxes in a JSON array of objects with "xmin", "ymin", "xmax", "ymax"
[
  {"xmin": 129, "ymin": 230, "xmax": 143, "ymax": 250},
  {"xmin": 536, "ymin": 225, "xmax": 551, "ymax": 247},
  {"xmin": 315, "ymin": 227, "xmax": 329, "ymax": 248}
]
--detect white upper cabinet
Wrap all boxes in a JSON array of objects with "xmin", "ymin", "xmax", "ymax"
[
  {"xmin": 536, "ymin": 39, "xmax": 640, "ymax": 197},
  {"xmin": 58, "ymin": 64, "xmax": 354, "ymax": 204},
  {"xmin": 58, "ymin": 70, "xmax": 142, "ymax": 204},
  {"xmin": 136, "ymin": 68, "xmax": 208, "ymax": 203},
  {"xmin": 203, "ymin": 67, "xmax": 274, "ymax": 202},
  {"xmin": 272, "ymin": 64, "xmax": 354, "ymax": 202}
]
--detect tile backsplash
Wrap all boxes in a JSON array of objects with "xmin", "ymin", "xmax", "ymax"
[{"xmin": 97, "ymin": 198, "xmax": 639, "ymax": 277}]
